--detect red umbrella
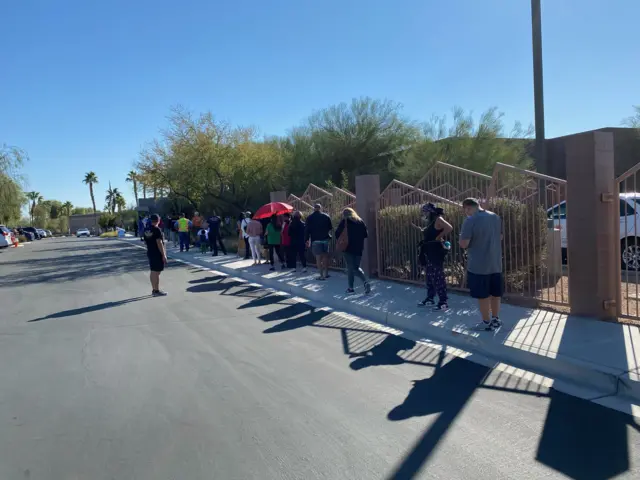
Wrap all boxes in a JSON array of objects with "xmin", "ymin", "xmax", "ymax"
[{"xmin": 253, "ymin": 202, "xmax": 294, "ymax": 220}]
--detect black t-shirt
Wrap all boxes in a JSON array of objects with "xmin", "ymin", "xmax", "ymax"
[
  {"xmin": 144, "ymin": 225, "xmax": 164, "ymax": 257},
  {"xmin": 207, "ymin": 215, "xmax": 221, "ymax": 232}
]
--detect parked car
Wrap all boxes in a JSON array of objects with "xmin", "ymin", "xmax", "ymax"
[
  {"xmin": 15, "ymin": 227, "xmax": 34, "ymax": 241},
  {"xmin": 548, "ymin": 193, "xmax": 640, "ymax": 270},
  {"xmin": 76, "ymin": 228, "xmax": 91, "ymax": 238},
  {"xmin": 0, "ymin": 225, "xmax": 14, "ymax": 248},
  {"xmin": 36, "ymin": 229, "xmax": 48, "ymax": 238},
  {"xmin": 20, "ymin": 227, "xmax": 41, "ymax": 240}
]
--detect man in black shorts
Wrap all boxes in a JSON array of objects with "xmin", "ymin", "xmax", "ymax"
[
  {"xmin": 143, "ymin": 214, "xmax": 168, "ymax": 296},
  {"xmin": 459, "ymin": 198, "xmax": 502, "ymax": 330}
]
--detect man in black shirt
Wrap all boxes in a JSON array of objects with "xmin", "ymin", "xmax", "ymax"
[
  {"xmin": 206, "ymin": 211, "xmax": 227, "ymax": 256},
  {"xmin": 143, "ymin": 214, "xmax": 168, "ymax": 296},
  {"xmin": 305, "ymin": 203, "xmax": 333, "ymax": 280}
]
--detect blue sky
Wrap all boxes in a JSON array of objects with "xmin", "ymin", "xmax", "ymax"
[{"xmin": 2, "ymin": 0, "xmax": 638, "ymax": 209}]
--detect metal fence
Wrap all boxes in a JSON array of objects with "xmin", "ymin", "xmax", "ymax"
[
  {"xmin": 288, "ymin": 184, "xmax": 356, "ymax": 270},
  {"xmin": 377, "ymin": 162, "xmax": 569, "ymax": 309},
  {"xmin": 615, "ymin": 163, "xmax": 640, "ymax": 321}
]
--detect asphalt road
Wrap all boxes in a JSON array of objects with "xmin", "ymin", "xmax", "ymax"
[{"xmin": 1, "ymin": 237, "xmax": 639, "ymax": 480}]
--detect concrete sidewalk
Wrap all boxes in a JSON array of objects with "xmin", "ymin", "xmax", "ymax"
[{"xmin": 123, "ymin": 238, "xmax": 640, "ymax": 415}]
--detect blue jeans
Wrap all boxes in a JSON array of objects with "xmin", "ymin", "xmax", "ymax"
[
  {"xmin": 344, "ymin": 252, "xmax": 367, "ymax": 289},
  {"xmin": 178, "ymin": 232, "xmax": 190, "ymax": 251}
]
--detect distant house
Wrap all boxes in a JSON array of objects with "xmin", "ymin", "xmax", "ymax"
[
  {"xmin": 69, "ymin": 213, "xmax": 101, "ymax": 234},
  {"xmin": 137, "ymin": 197, "xmax": 171, "ymax": 213},
  {"xmin": 539, "ymin": 127, "xmax": 640, "ymax": 179}
]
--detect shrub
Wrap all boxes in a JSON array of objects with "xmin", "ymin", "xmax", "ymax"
[{"xmin": 377, "ymin": 198, "xmax": 548, "ymax": 294}]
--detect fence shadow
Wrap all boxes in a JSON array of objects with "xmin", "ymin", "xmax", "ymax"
[{"xmin": 191, "ymin": 274, "xmax": 639, "ymax": 480}]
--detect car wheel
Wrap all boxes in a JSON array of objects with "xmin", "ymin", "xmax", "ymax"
[{"xmin": 621, "ymin": 238, "xmax": 640, "ymax": 271}]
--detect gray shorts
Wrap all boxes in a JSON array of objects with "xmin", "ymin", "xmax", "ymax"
[{"xmin": 311, "ymin": 240, "xmax": 330, "ymax": 256}]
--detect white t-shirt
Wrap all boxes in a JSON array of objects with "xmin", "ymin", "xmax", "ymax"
[{"xmin": 241, "ymin": 218, "xmax": 250, "ymax": 238}]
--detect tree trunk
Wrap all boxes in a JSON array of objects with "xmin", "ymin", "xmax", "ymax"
[
  {"xmin": 133, "ymin": 181, "xmax": 139, "ymax": 207},
  {"xmin": 89, "ymin": 184, "xmax": 96, "ymax": 213},
  {"xmin": 142, "ymin": 185, "xmax": 147, "ymax": 199}
]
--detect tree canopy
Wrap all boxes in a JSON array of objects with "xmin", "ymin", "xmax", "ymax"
[
  {"xmin": 137, "ymin": 107, "xmax": 286, "ymax": 214},
  {"xmin": 133, "ymin": 99, "xmax": 541, "ymax": 214}
]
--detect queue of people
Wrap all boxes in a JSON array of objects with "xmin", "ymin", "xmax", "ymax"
[{"xmin": 142, "ymin": 198, "xmax": 504, "ymax": 330}]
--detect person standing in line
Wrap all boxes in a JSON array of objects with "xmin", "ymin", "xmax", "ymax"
[
  {"xmin": 287, "ymin": 211, "xmax": 307, "ymax": 273},
  {"xmin": 335, "ymin": 208, "xmax": 371, "ymax": 294},
  {"xmin": 281, "ymin": 213, "xmax": 295, "ymax": 269},
  {"xmin": 236, "ymin": 213, "xmax": 245, "ymax": 257},
  {"xmin": 241, "ymin": 211, "xmax": 252, "ymax": 260},
  {"xmin": 191, "ymin": 211, "xmax": 203, "ymax": 246},
  {"xmin": 305, "ymin": 203, "xmax": 333, "ymax": 280},
  {"xmin": 176, "ymin": 213, "xmax": 192, "ymax": 252},
  {"xmin": 266, "ymin": 214, "xmax": 285, "ymax": 271},
  {"xmin": 459, "ymin": 198, "xmax": 503, "ymax": 330},
  {"xmin": 163, "ymin": 215, "xmax": 173, "ymax": 243},
  {"xmin": 143, "ymin": 214, "xmax": 168, "ymax": 296},
  {"xmin": 246, "ymin": 215, "xmax": 264, "ymax": 265},
  {"xmin": 415, "ymin": 203, "xmax": 453, "ymax": 311},
  {"xmin": 171, "ymin": 214, "xmax": 179, "ymax": 247},
  {"xmin": 198, "ymin": 227, "xmax": 209, "ymax": 254},
  {"xmin": 206, "ymin": 211, "xmax": 227, "ymax": 256}
]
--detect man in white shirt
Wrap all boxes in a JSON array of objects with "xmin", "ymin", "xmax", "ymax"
[{"xmin": 241, "ymin": 211, "xmax": 251, "ymax": 259}]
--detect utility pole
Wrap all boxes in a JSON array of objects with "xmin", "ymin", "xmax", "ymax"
[{"xmin": 531, "ymin": 0, "xmax": 546, "ymax": 166}]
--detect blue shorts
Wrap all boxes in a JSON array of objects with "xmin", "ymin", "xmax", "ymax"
[
  {"xmin": 467, "ymin": 272, "xmax": 503, "ymax": 299},
  {"xmin": 311, "ymin": 240, "xmax": 329, "ymax": 256}
]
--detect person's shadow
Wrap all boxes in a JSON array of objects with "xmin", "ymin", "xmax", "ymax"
[
  {"xmin": 349, "ymin": 335, "xmax": 417, "ymax": 371},
  {"xmin": 385, "ymin": 357, "xmax": 489, "ymax": 479}
]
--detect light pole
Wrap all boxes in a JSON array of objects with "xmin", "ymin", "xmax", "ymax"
[{"xmin": 531, "ymin": 0, "xmax": 546, "ymax": 165}]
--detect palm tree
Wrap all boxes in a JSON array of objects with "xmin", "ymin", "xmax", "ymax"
[
  {"xmin": 83, "ymin": 172, "xmax": 99, "ymax": 213},
  {"xmin": 126, "ymin": 170, "xmax": 139, "ymax": 207},
  {"xmin": 26, "ymin": 191, "xmax": 42, "ymax": 226},
  {"xmin": 115, "ymin": 193, "xmax": 126, "ymax": 213},
  {"xmin": 105, "ymin": 182, "xmax": 117, "ymax": 214},
  {"xmin": 62, "ymin": 201, "xmax": 73, "ymax": 216}
]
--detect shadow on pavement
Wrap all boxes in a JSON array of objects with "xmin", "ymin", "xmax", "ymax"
[
  {"xmin": 28, "ymin": 295, "xmax": 152, "ymax": 322},
  {"xmin": 190, "ymin": 274, "xmax": 640, "ymax": 480},
  {"xmin": 0, "ymin": 243, "xmax": 155, "ymax": 288}
]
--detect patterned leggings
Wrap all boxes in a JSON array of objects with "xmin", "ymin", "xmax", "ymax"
[{"xmin": 425, "ymin": 261, "xmax": 447, "ymax": 305}]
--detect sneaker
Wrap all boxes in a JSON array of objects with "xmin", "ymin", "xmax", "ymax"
[
  {"xmin": 480, "ymin": 320, "xmax": 493, "ymax": 331},
  {"xmin": 345, "ymin": 288, "xmax": 355, "ymax": 294},
  {"xmin": 491, "ymin": 316, "xmax": 502, "ymax": 329},
  {"xmin": 364, "ymin": 282, "xmax": 371, "ymax": 294},
  {"xmin": 269, "ymin": 267, "xmax": 275, "ymax": 271},
  {"xmin": 152, "ymin": 290, "xmax": 168, "ymax": 297},
  {"xmin": 418, "ymin": 298, "xmax": 435, "ymax": 307},
  {"xmin": 434, "ymin": 303, "xmax": 449, "ymax": 311},
  {"xmin": 301, "ymin": 268, "xmax": 308, "ymax": 273}
]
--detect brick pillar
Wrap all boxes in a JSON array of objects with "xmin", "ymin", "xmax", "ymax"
[
  {"xmin": 356, "ymin": 175, "xmax": 380, "ymax": 276},
  {"xmin": 565, "ymin": 131, "xmax": 617, "ymax": 319},
  {"xmin": 270, "ymin": 191, "xmax": 287, "ymax": 203}
]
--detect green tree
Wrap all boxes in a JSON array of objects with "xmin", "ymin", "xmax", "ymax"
[
  {"xmin": 48, "ymin": 200, "xmax": 62, "ymax": 219},
  {"xmin": 393, "ymin": 107, "xmax": 534, "ymax": 184},
  {"xmin": 281, "ymin": 97, "xmax": 419, "ymax": 192},
  {"xmin": 137, "ymin": 107, "xmax": 286, "ymax": 212},
  {"xmin": 126, "ymin": 170, "xmax": 139, "ymax": 206},
  {"xmin": 72, "ymin": 206, "xmax": 93, "ymax": 215},
  {"xmin": 98, "ymin": 213, "xmax": 117, "ymax": 230},
  {"xmin": 0, "ymin": 174, "xmax": 25, "ymax": 224},
  {"xmin": 0, "ymin": 144, "xmax": 27, "ymax": 224},
  {"xmin": 83, "ymin": 171, "xmax": 99, "ymax": 213},
  {"xmin": 116, "ymin": 193, "xmax": 126, "ymax": 213},
  {"xmin": 62, "ymin": 201, "xmax": 73, "ymax": 216},
  {"xmin": 26, "ymin": 191, "xmax": 42, "ymax": 226}
]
